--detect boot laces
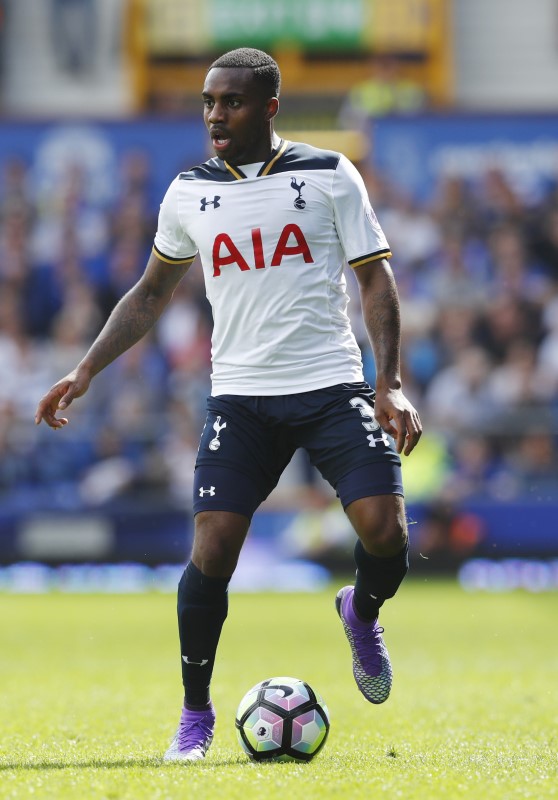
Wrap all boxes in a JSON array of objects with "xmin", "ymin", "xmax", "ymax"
[
  {"xmin": 178, "ymin": 714, "xmax": 213, "ymax": 751},
  {"xmin": 353, "ymin": 624, "xmax": 385, "ymax": 672}
]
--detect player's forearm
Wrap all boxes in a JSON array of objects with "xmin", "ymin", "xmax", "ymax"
[
  {"xmin": 358, "ymin": 263, "xmax": 402, "ymax": 390},
  {"xmin": 77, "ymin": 283, "xmax": 166, "ymax": 379}
]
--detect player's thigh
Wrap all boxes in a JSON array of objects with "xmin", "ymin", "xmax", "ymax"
[
  {"xmin": 194, "ymin": 395, "xmax": 295, "ymax": 519},
  {"xmin": 300, "ymin": 382, "xmax": 403, "ymax": 497}
]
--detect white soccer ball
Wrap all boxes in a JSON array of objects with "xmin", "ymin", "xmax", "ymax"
[{"xmin": 235, "ymin": 676, "xmax": 330, "ymax": 762}]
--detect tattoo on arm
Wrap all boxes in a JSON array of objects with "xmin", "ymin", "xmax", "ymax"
[
  {"xmin": 360, "ymin": 271, "xmax": 402, "ymax": 387},
  {"xmin": 80, "ymin": 259, "xmax": 188, "ymax": 377},
  {"xmin": 83, "ymin": 288, "xmax": 160, "ymax": 374}
]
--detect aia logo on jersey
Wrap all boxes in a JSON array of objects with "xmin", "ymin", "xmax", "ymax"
[
  {"xmin": 291, "ymin": 177, "xmax": 306, "ymax": 210},
  {"xmin": 201, "ymin": 196, "xmax": 221, "ymax": 211},
  {"xmin": 212, "ymin": 224, "xmax": 314, "ymax": 277}
]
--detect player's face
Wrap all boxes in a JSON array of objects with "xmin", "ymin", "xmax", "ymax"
[{"xmin": 202, "ymin": 68, "xmax": 278, "ymax": 165}]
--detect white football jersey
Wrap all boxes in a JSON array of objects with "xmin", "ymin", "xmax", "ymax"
[{"xmin": 153, "ymin": 139, "xmax": 392, "ymax": 396}]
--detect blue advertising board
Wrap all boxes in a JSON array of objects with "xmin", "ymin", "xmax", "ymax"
[
  {"xmin": 0, "ymin": 118, "xmax": 209, "ymax": 209},
  {"xmin": 369, "ymin": 113, "xmax": 558, "ymax": 202}
]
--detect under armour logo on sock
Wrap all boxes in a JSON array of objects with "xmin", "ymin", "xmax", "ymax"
[{"xmin": 182, "ymin": 655, "xmax": 209, "ymax": 666}]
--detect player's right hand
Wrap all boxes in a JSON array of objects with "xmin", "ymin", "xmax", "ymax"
[{"xmin": 34, "ymin": 369, "xmax": 91, "ymax": 429}]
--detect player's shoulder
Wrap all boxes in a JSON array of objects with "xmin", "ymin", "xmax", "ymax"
[
  {"xmin": 177, "ymin": 157, "xmax": 238, "ymax": 184},
  {"xmin": 172, "ymin": 140, "xmax": 345, "ymax": 184},
  {"xmin": 271, "ymin": 140, "xmax": 342, "ymax": 175}
]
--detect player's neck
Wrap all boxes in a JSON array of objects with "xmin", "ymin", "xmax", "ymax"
[
  {"xmin": 237, "ymin": 132, "xmax": 282, "ymax": 166},
  {"xmin": 256, "ymin": 132, "xmax": 282, "ymax": 163}
]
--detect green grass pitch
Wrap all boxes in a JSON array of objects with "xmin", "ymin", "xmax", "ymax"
[{"xmin": 1, "ymin": 579, "xmax": 556, "ymax": 799}]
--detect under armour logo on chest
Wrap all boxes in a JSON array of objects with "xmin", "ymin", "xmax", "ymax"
[{"xmin": 201, "ymin": 196, "xmax": 221, "ymax": 211}]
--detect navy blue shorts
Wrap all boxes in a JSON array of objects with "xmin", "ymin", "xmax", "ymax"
[{"xmin": 193, "ymin": 381, "xmax": 403, "ymax": 519}]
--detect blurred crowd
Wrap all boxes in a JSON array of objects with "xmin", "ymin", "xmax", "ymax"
[{"xmin": 1, "ymin": 141, "xmax": 558, "ymax": 517}]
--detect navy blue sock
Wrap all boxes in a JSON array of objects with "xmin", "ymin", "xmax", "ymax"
[
  {"xmin": 177, "ymin": 561, "xmax": 230, "ymax": 707},
  {"xmin": 353, "ymin": 539, "xmax": 409, "ymax": 621}
]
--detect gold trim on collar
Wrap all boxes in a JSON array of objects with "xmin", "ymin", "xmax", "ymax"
[
  {"xmin": 223, "ymin": 161, "xmax": 245, "ymax": 180},
  {"xmin": 223, "ymin": 140, "xmax": 289, "ymax": 181},
  {"xmin": 261, "ymin": 139, "xmax": 289, "ymax": 176}
]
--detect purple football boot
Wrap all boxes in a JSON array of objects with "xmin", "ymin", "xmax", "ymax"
[
  {"xmin": 164, "ymin": 704, "xmax": 215, "ymax": 762},
  {"xmin": 335, "ymin": 585, "xmax": 392, "ymax": 704}
]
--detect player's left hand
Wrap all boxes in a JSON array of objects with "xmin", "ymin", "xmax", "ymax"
[
  {"xmin": 374, "ymin": 387, "xmax": 422, "ymax": 456},
  {"xmin": 34, "ymin": 367, "xmax": 92, "ymax": 430}
]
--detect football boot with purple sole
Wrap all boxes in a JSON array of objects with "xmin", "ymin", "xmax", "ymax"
[{"xmin": 335, "ymin": 585, "xmax": 392, "ymax": 704}]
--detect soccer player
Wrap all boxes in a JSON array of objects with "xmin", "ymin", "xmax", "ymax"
[{"xmin": 35, "ymin": 48, "xmax": 422, "ymax": 762}]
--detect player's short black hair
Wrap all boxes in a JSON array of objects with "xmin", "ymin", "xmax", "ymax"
[{"xmin": 209, "ymin": 48, "xmax": 281, "ymax": 97}]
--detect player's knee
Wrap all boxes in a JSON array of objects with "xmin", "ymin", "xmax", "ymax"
[
  {"xmin": 366, "ymin": 519, "xmax": 407, "ymax": 557},
  {"xmin": 192, "ymin": 534, "xmax": 239, "ymax": 576},
  {"xmin": 192, "ymin": 512, "xmax": 248, "ymax": 576},
  {"xmin": 347, "ymin": 495, "xmax": 407, "ymax": 557},
  {"xmin": 197, "ymin": 543, "xmax": 238, "ymax": 576}
]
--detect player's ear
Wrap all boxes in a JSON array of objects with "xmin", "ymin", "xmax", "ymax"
[{"xmin": 265, "ymin": 97, "xmax": 279, "ymax": 121}]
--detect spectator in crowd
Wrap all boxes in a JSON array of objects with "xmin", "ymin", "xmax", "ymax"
[
  {"xmin": 538, "ymin": 294, "xmax": 558, "ymax": 385},
  {"xmin": 423, "ymin": 346, "xmax": 494, "ymax": 430},
  {"xmin": 532, "ymin": 205, "xmax": 558, "ymax": 281},
  {"xmin": 504, "ymin": 429, "xmax": 558, "ymax": 500}
]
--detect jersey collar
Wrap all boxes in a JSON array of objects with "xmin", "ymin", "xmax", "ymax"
[{"xmin": 223, "ymin": 138, "xmax": 290, "ymax": 180}]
